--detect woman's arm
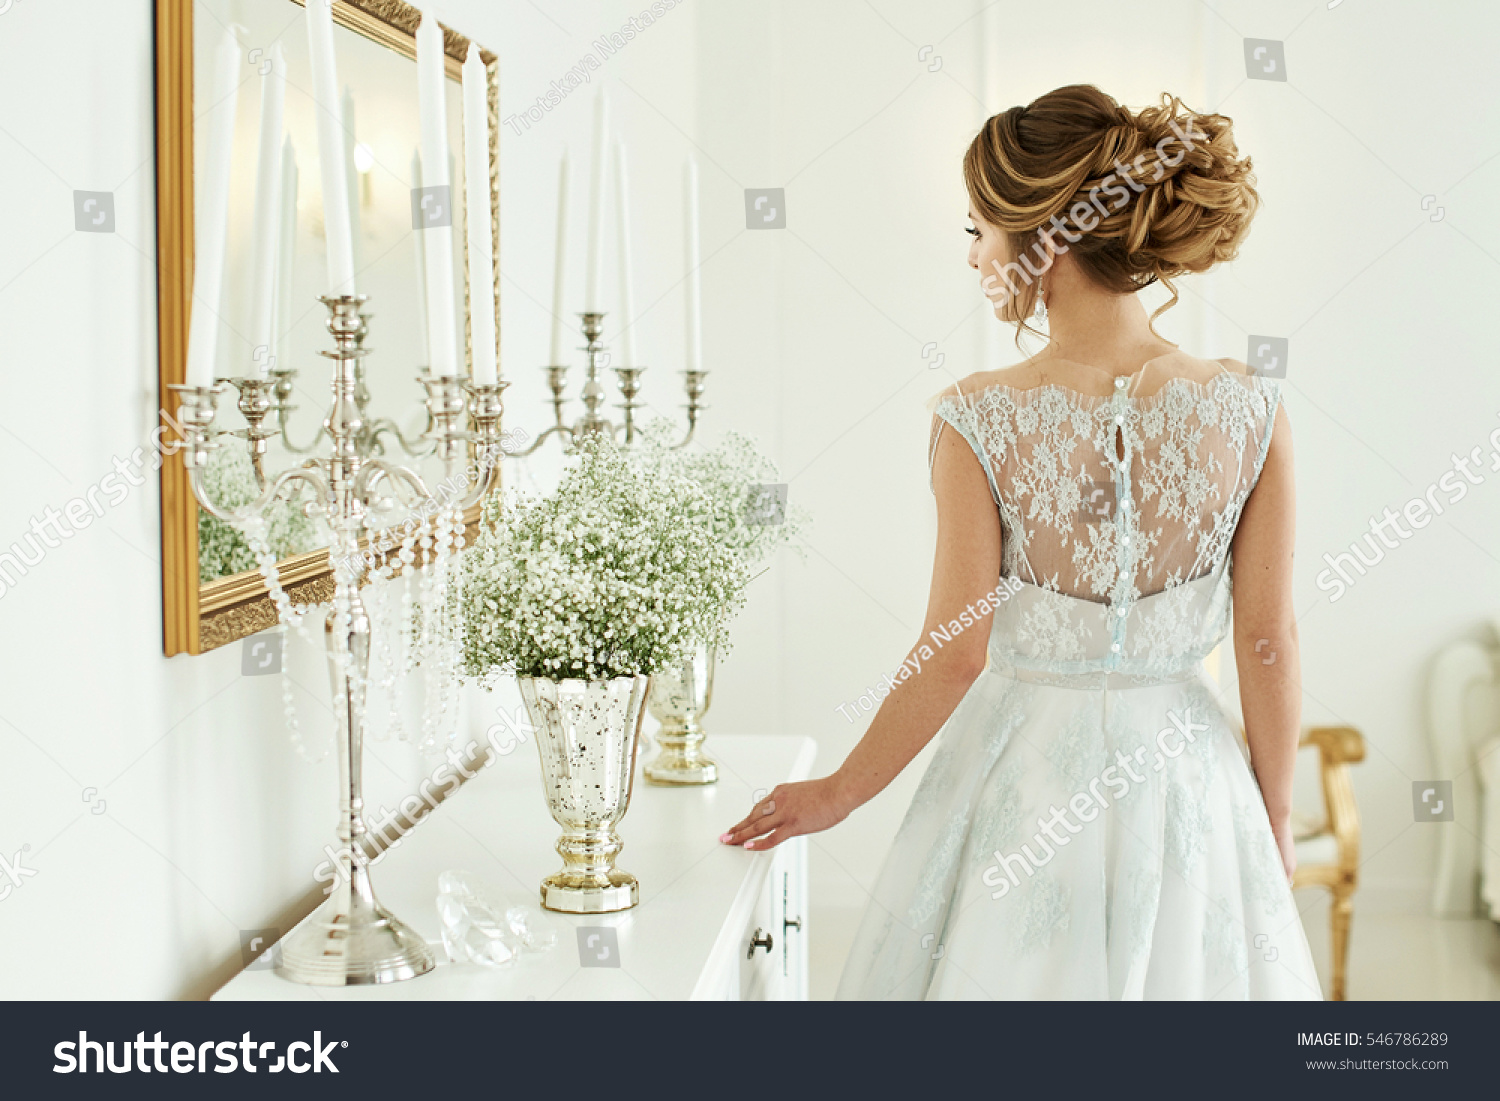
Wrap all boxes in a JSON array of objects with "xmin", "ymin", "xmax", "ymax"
[
  {"xmin": 1229, "ymin": 403, "xmax": 1301, "ymax": 879},
  {"xmin": 721, "ymin": 413, "xmax": 1003, "ymax": 850}
]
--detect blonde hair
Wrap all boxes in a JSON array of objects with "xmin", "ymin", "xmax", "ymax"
[{"xmin": 964, "ymin": 84, "xmax": 1258, "ymax": 338}]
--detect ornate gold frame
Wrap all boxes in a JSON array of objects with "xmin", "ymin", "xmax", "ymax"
[{"xmin": 155, "ymin": 0, "xmax": 500, "ymax": 655}]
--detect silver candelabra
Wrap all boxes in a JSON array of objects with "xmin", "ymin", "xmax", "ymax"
[
  {"xmin": 505, "ymin": 311, "xmax": 707, "ymax": 456},
  {"xmin": 172, "ymin": 294, "xmax": 504, "ymax": 986},
  {"xmin": 266, "ymin": 310, "xmax": 438, "ymax": 460}
]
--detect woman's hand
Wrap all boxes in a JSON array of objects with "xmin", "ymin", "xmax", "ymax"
[
  {"xmin": 1269, "ymin": 815, "xmax": 1297, "ymax": 883},
  {"xmin": 720, "ymin": 776, "xmax": 853, "ymax": 851}
]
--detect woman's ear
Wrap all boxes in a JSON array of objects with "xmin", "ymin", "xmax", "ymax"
[{"xmin": 1036, "ymin": 227, "xmax": 1061, "ymax": 274}]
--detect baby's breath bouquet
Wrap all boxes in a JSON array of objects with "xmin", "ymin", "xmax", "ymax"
[
  {"xmin": 461, "ymin": 434, "xmax": 746, "ymax": 683},
  {"xmin": 197, "ymin": 441, "xmax": 317, "ymax": 583},
  {"xmin": 629, "ymin": 421, "xmax": 808, "ymax": 580},
  {"xmin": 620, "ymin": 425, "xmax": 809, "ymax": 784}
]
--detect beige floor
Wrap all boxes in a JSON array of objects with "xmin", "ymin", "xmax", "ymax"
[
  {"xmin": 811, "ymin": 891, "xmax": 1500, "ymax": 1000},
  {"xmin": 1295, "ymin": 891, "xmax": 1500, "ymax": 1001}
]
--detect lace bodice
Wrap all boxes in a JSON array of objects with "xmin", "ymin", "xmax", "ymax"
[{"xmin": 930, "ymin": 363, "xmax": 1281, "ymax": 683}]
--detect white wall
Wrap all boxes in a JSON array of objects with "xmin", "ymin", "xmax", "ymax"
[
  {"xmin": 1, "ymin": 0, "xmax": 1494, "ymax": 999},
  {"xmin": 1196, "ymin": 0, "xmax": 1500, "ymax": 908}
]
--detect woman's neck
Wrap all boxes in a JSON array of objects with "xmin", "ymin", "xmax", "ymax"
[{"xmin": 1037, "ymin": 272, "xmax": 1174, "ymax": 372}]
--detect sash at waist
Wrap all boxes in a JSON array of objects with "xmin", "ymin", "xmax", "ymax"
[{"xmin": 986, "ymin": 658, "xmax": 1205, "ymax": 691}]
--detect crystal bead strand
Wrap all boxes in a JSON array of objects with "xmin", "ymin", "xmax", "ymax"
[
  {"xmin": 385, "ymin": 515, "xmax": 429, "ymax": 744},
  {"xmin": 411, "ymin": 503, "xmax": 442, "ymax": 752},
  {"xmin": 326, "ymin": 524, "xmax": 374, "ymax": 752},
  {"xmin": 420, "ymin": 502, "xmax": 461, "ymax": 751},
  {"xmin": 243, "ymin": 515, "xmax": 331, "ymax": 764},
  {"xmin": 363, "ymin": 567, "xmax": 398, "ymax": 743}
]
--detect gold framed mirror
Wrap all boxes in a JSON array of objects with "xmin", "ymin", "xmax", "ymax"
[{"xmin": 155, "ymin": 0, "xmax": 499, "ymax": 656}]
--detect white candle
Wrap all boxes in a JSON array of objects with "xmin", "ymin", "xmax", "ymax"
[
  {"xmin": 684, "ymin": 157, "xmax": 703, "ymax": 374},
  {"xmin": 247, "ymin": 42, "xmax": 286, "ymax": 377},
  {"xmin": 273, "ymin": 138, "xmax": 298, "ymax": 367},
  {"xmin": 417, "ymin": 11, "xmax": 459, "ymax": 377},
  {"xmin": 340, "ymin": 85, "xmax": 363, "ymax": 278},
  {"xmin": 307, "ymin": 0, "xmax": 355, "ymax": 295},
  {"xmin": 549, "ymin": 152, "xmax": 570, "ymax": 366},
  {"xmin": 613, "ymin": 141, "xmax": 637, "ymax": 366},
  {"xmin": 410, "ymin": 148, "xmax": 429, "ymax": 364},
  {"xmin": 462, "ymin": 44, "xmax": 497, "ymax": 387},
  {"xmin": 184, "ymin": 25, "xmax": 241, "ymax": 389},
  {"xmin": 583, "ymin": 89, "xmax": 608, "ymax": 314}
]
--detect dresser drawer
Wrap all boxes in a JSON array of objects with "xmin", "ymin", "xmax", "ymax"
[{"xmin": 737, "ymin": 838, "xmax": 807, "ymax": 1000}]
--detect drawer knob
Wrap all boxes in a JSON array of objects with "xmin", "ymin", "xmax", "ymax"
[
  {"xmin": 783, "ymin": 915, "xmax": 802, "ymax": 933},
  {"xmin": 747, "ymin": 929, "xmax": 774, "ymax": 958}
]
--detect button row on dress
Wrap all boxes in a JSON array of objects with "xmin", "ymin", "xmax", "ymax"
[{"xmin": 1109, "ymin": 379, "xmax": 1132, "ymax": 664}]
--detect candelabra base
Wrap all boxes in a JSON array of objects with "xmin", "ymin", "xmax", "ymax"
[
  {"xmin": 277, "ymin": 888, "xmax": 436, "ymax": 986},
  {"xmin": 540, "ymin": 871, "xmax": 640, "ymax": 914}
]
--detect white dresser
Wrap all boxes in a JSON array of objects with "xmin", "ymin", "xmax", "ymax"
[{"xmin": 215, "ymin": 734, "xmax": 816, "ymax": 1001}]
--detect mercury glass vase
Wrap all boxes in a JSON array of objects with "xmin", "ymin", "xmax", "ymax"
[
  {"xmin": 644, "ymin": 645, "xmax": 718, "ymax": 785},
  {"xmin": 519, "ymin": 673, "xmax": 650, "ymax": 913}
]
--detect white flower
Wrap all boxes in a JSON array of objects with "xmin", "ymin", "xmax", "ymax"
[{"xmin": 461, "ymin": 435, "xmax": 748, "ymax": 682}]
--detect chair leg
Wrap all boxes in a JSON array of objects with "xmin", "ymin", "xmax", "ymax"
[{"xmin": 1329, "ymin": 885, "xmax": 1353, "ymax": 1001}]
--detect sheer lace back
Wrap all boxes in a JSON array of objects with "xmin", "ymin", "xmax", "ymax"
[{"xmin": 930, "ymin": 356, "xmax": 1281, "ymax": 681}]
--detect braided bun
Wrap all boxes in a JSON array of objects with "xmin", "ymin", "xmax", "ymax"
[{"xmin": 965, "ymin": 84, "xmax": 1258, "ymax": 328}]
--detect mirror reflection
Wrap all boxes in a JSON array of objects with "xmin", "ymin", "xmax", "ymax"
[{"xmin": 192, "ymin": 0, "xmax": 471, "ymax": 583}]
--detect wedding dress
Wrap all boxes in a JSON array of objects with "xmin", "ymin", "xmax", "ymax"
[{"xmin": 835, "ymin": 356, "xmax": 1322, "ymax": 1000}]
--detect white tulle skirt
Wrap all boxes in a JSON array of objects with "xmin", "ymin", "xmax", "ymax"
[{"xmin": 834, "ymin": 664, "xmax": 1322, "ymax": 1000}]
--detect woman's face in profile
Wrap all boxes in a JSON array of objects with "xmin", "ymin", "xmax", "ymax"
[{"xmin": 967, "ymin": 207, "xmax": 1020, "ymax": 322}]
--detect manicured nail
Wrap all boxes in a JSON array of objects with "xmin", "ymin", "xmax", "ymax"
[{"xmin": 719, "ymin": 832, "xmax": 732, "ymax": 843}]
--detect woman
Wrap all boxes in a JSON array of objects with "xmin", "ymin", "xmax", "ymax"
[{"xmin": 721, "ymin": 85, "xmax": 1320, "ymax": 999}]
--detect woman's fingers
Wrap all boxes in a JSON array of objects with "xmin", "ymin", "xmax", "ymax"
[
  {"xmin": 744, "ymin": 822, "xmax": 795, "ymax": 850},
  {"xmin": 722, "ymin": 809, "xmax": 761, "ymax": 840},
  {"xmin": 722, "ymin": 789, "xmax": 782, "ymax": 843},
  {"xmin": 723, "ymin": 810, "xmax": 782, "ymax": 847},
  {"xmin": 723, "ymin": 800, "xmax": 774, "ymax": 840}
]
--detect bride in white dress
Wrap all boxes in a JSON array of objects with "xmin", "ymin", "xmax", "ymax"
[{"xmin": 722, "ymin": 84, "xmax": 1321, "ymax": 999}]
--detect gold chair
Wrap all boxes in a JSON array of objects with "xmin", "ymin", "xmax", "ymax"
[{"xmin": 1289, "ymin": 725, "xmax": 1366, "ymax": 1001}]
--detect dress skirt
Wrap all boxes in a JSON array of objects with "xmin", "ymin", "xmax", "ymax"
[{"xmin": 834, "ymin": 663, "xmax": 1323, "ymax": 1000}]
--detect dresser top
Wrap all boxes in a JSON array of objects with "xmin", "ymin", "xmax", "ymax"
[{"xmin": 214, "ymin": 734, "xmax": 817, "ymax": 1001}]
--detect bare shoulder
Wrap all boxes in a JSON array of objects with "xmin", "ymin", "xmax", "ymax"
[
  {"xmin": 942, "ymin": 353, "xmax": 1053, "ymax": 400},
  {"xmin": 1214, "ymin": 357, "xmax": 1252, "ymax": 377}
]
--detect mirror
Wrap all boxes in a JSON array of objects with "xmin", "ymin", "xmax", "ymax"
[{"xmin": 155, "ymin": 0, "xmax": 499, "ymax": 655}]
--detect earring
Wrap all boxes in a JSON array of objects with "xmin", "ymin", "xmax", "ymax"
[{"xmin": 1033, "ymin": 278, "xmax": 1048, "ymax": 323}]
